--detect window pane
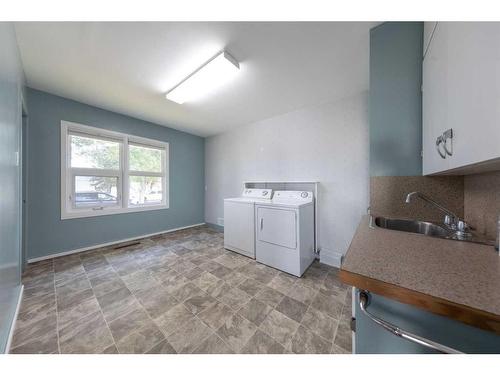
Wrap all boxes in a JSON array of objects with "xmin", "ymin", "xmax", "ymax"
[
  {"xmin": 70, "ymin": 134, "xmax": 120, "ymax": 169},
  {"xmin": 129, "ymin": 176, "xmax": 163, "ymax": 206},
  {"xmin": 74, "ymin": 176, "xmax": 118, "ymax": 208},
  {"xmin": 129, "ymin": 144, "xmax": 162, "ymax": 173}
]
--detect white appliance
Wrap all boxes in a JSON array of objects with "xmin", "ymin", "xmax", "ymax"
[
  {"xmin": 255, "ymin": 191, "xmax": 315, "ymax": 277},
  {"xmin": 223, "ymin": 188, "xmax": 273, "ymax": 258}
]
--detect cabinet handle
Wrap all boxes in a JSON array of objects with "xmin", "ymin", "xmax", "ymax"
[
  {"xmin": 260, "ymin": 218, "xmax": 264, "ymax": 230},
  {"xmin": 436, "ymin": 136, "xmax": 446, "ymax": 159},
  {"xmin": 442, "ymin": 128, "xmax": 453, "ymax": 156},
  {"xmin": 358, "ymin": 290, "xmax": 463, "ymax": 354}
]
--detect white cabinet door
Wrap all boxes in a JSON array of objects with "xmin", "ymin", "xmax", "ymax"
[
  {"xmin": 423, "ymin": 22, "xmax": 500, "ymax": 174},
  {"xmin": 445, "ymin": 22, "xmax": 500, "ymax": 170},
  {"xmin": 422, "ymin": 22, "xmax": 450, "ymax": 174}
]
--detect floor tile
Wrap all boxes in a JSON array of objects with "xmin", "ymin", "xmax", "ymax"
[
  {"xmin": 301, "ymin": 306, "xmax": 337, "ymax": 342},
  {"xmin": 55, "ymin": 274, "xmax": 91, "ymax": 295},
  {"xmin": 12, "ymin": 314, "xmax": 57, "ymax": 348},
  {"xmin": 116, "ymin": 322, "xmax": 165, "ymax": 354},
  {"xmin": 237, "ymin": 298, "xmax": 272, "ymax": 326},
  {"xmin": 290, "ymin": 325, "xmax": 331, "ymax": 354},
  {"xmin": 88, "ymin": 270, "xmax": 121, "ymax": 288},
  {"xmin": 209, "ymin": 265, "xmax": 233, "ymax": 279},
  {"xmin": 216, "ymin": 314, "xmax": 257, "ymax": 353},
  {"xmin": 23, "ymin": 281, "xmax": 54, "ymax": 300},
  {"xmin": 59, "ymin": 321, "xmax": 114, "ymax": 354},
  {"xmin": 107, "ymin": 307, "xmax": 151, "ymax": 341},
  {"xmin": 96, "ymin": 286, "xmax": 132, "ymax": 310},
  {"xmin": 334, "ymin": 322, "xmax": 352, "ymax": 352},
  {"xmin": 286, "ymin": 284, "xmax": 317, "ymax": 306},
  {"xmin": 92, "ymin": 278, "xmax": 127, "ymax": 298},
  {"xmin": 222, "ymin": 271, "xmax": 247, "ymax": 287},
  {"xmin": 255, "ymin": 286, "xmax": 285, "ymax": 308},
  {"xmin": 197, "ymin": 301, "xmax": 234, "ymax": 330},
  {"xmin": 10, "ymin": 332, "xmax": 59, "ymax": 354},
  {"xmin": 12, "ymin": 227, "xmax": 349, "ymax": 355},
  {"xmin": 154, "ymin": 303, "xmax": 195, "ymax": 336},
  {"xmin": 58, "ymin": 310, "xmax": 107, "ymax": 343},
  {"xmin": 276, "ymin": 296, "xmax": 308, "ymax": 323},
  {"xmin": 146, "ymin": 339, "xmax": 177, "ymax": 354},
  {"xmin": 259, "ymin": 310, "xmax": 299, "ymax": 346},
  {"xmin": 57, "ymin": 296, "xmax": 101, "ymax": 329},
  {"xmin": 191, "ymin": 271, "xmax": 220, "ymax": 291},
  {"xmin": 16, "ymin": 296, "xmax": 56, "ymax": 329},
  {"xmin": 167, "ymin": 317, "xmax": 213, "ymax": 353},
  {"xmin": 183, "ymin": 293, "xmax": 217, "ymax": 315},
  {"xmin": 241, "ymin": 330, "xmax": 285, "ymax": 354},
  {"xmin": 101, "ymin": 344, "xmax": 119, "ymax": 354},
  {"xmin": 121, "ymin": 269, "xmax": 160, "ymax": 293},
  {"xmin": 170, "ymin": 282, "xmax": 204, "ymax": 302},
  {"xmin": 192, "ymin": 333, "xmax": 234, "ymax": 354},
  {"xmin": 268, "ymin": 273, "xmax": 297, "ymax": 295},
  {"xmin": 310, "ymin": 291, "xmax": 344, "ymax": 320},
  {"xmin": 238, "ymin": 278, "xmax": 265, "ymax": 296},
  {"xmin": 135, "ymin": 287, "xmax": 178, "ymax": 319},
  {"xmin": 217, "ymin": 287, "xmax": 252, "ymax": 310},
  {"xmin": 331, "ymin": 343, "xmax": 350, "ymax": 354},
  {"xmin": 99, "ymin": 293, "xmax": 143, "ymax": 322}
]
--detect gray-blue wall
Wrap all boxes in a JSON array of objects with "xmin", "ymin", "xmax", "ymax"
[
  {"xmin": 26, "ymin": 88, "xmax": 205, "ymax": 260},
  {"xmin": 0, "ymin": 22, "xmax": 24, "ymax": 353},
  {"xmin": 370, "ymin": 22, "xmax": 423, "ymax": 176}
]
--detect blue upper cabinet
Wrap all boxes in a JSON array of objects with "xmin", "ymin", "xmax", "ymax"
[
  {"xmin": 423, "ymin": 22, "xmax": 500, "ymax": 175},
  {"xmin": 369, "ymin": 22, "xmax": 423, "ymax": 177}
]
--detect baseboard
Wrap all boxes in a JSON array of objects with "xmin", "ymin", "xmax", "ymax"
[
  {"xmin": 319, "ymin": 248, "xmax": 343, "ymax": 268},
  {"xmin": 206, "ymin": 222, "xmax": 224, "ymax": 233},
  {"xmin": 5, "ymin": 284, "xmax": 23, "ymax": 354},
  {"xmin": 28, "ymin": 222, "xmax": 206, "ymax": 263}
]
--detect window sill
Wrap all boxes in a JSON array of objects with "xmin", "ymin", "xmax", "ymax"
[{"xmin": 61, "ymin": 204, "xmax": 169, "ymax": 220}]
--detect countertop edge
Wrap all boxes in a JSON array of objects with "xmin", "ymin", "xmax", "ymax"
[{"xmin": 339, "ymin": 269, "xmax": 500, "ymax": 335}]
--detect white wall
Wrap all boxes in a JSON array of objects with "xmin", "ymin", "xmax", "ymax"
[{"xmin": 205, "ymin": 92, "xmax": 369, "ymax": 266}]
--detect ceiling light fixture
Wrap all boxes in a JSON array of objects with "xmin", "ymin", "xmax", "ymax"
[{"xmin": 165, "ymin": 50, "xmax": 240, "ymax": 104}]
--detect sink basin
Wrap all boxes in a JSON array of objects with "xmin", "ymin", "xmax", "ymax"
[
  {"xmin": 370, "ymin": 216, "xmax": 496, "ymax": 246},
  {"xmin": 372, "ymin": 216, "xmax": 450, "ymax": 238}
]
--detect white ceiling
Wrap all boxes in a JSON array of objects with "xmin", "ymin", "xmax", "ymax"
[{"xmin": 15, "ymin": 22, "xmax": 376, "ymax": 137}]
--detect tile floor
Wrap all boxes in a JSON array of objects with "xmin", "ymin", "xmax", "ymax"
[{"xmin": 10, "ymin": 226, "xmax": 352, "ymax": 354}]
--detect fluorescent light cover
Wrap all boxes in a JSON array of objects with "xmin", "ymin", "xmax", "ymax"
[{"xmin": 166, "ymin": 51, "xmax": 240, "ymax": 104}]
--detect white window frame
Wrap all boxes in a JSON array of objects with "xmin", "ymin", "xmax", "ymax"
[{"xmin": 61, "ymin": 120, "xmax": 169, "ymax": 220}]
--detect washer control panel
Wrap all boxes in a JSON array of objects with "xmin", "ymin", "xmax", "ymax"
[{"xmin": 241, "ymin": 188, "xmax": 273, "ymax": 199}]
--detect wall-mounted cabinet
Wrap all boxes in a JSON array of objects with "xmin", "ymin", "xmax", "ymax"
[{"xmin": 423, "ymin": 22, "xmax": 500, "ymax": 175}]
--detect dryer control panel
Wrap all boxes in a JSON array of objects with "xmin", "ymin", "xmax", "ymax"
[
  {"xmin": 273, "ymin": 191, "xmax": 313, "ymax": 203},
  {"xmin": 241, "ymin": 188, "xmax": 273, "ymax": 199}
]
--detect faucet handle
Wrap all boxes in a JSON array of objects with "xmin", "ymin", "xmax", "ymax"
[
  {"xmin": 444, "ymin": 215, "xmax": 455, "ymax": 228},
  {"xmin": 457, "ymin": 220, "xmax": 471, "ymax": 233}
]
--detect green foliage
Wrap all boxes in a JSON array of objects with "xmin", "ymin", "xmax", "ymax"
[{"xmin": 71, "ymin": 135, "xmax": 163, "ymax": 199}]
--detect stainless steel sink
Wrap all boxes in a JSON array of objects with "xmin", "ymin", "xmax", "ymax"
[
  {"xmin": 370, "ymin": 215, "xmax": 496, "ymax": 246},
  {"xmin": 373, "ymin": 217, "xmax": 450, "ymax": 238}
]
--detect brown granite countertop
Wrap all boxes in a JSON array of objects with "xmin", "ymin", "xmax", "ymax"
[{"xmin": 340, "ymin": 215, "xmax": 500, "ymax": 333}]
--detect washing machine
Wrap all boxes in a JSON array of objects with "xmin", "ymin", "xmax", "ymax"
[
  {"xmin": 223, "ymin": 188, "xmax": 273, "ymax": 258},
  {"xmin": 254, "ymin": 191, "xmax": 315, "ymax": 277}
]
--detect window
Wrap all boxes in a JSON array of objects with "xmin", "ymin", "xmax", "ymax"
[{"xmin": 61, "ymin": 121, "xmax": 168, "ymax": 219}]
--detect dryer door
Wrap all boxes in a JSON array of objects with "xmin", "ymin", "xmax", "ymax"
[{"xmin": 256, "ymin": 207, "xmax": 297, "ymax": 249}]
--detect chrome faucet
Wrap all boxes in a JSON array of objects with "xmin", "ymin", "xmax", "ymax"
[{"xmin": 405, "ymin": 192, "xmax": 471, "ymax": 236}]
